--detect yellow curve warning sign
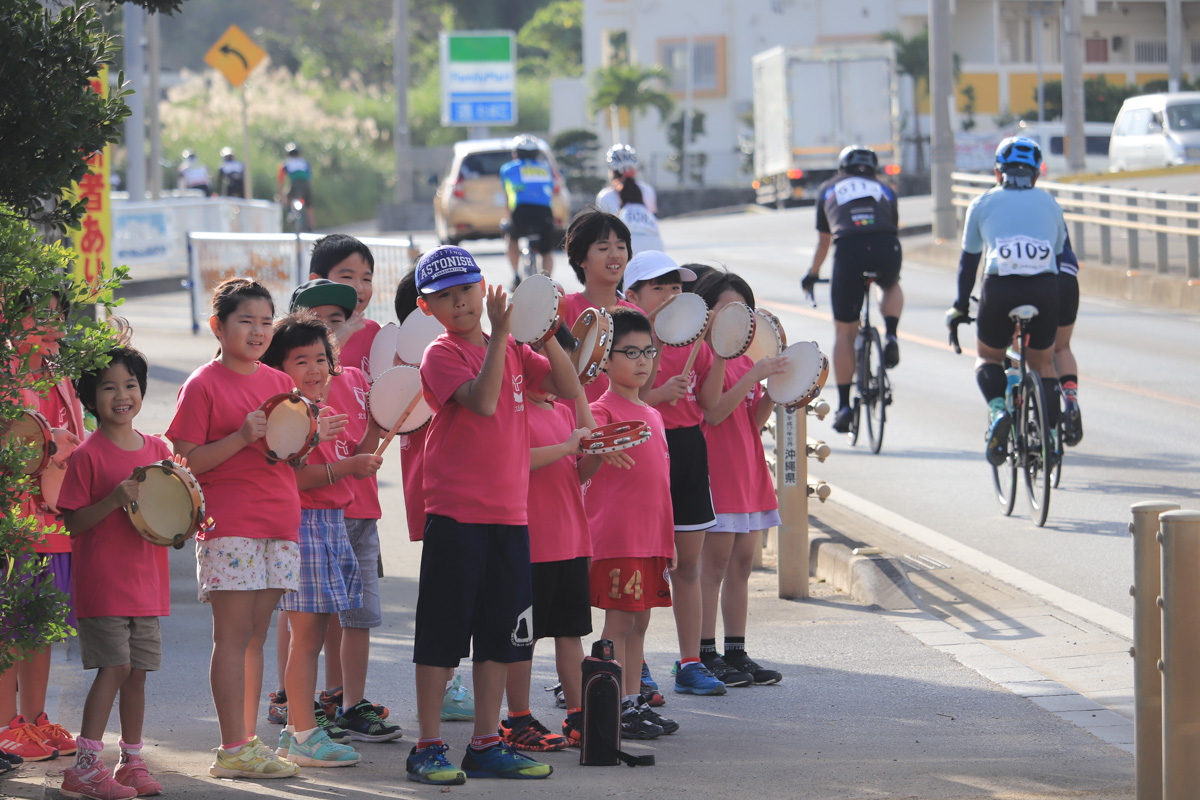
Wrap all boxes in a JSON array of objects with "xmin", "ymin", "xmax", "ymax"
[{"xmin": 204, "ymin": 24, "xmax": 266, "ymax": 87}]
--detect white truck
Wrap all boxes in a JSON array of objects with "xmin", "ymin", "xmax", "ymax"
[{"xmin": 752, "ymin": 43, "xmax": 902, "ymax": 207}]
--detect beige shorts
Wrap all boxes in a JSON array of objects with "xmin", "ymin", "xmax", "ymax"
[
  {"xmin": 77, "ymin": 616, "xmax": 162, "ymax": 671},
  {"xmin": 195, "ymin": 536, "xmax": 299, "ymax": 604}
]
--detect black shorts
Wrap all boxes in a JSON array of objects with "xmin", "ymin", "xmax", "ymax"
[
  {"xmin": 830, "ymin": 234, "xmax": 902, "ymax": 323},
  {"xmin": 508, "ymin": 204, "xmax": 556, "ymax": 252},
  {"xmin": 1058, "ymin": 271, "xmax": 1079, "ymax": 327},
  {"xmin": 531, "ymin": 556, "xmax": 593, "ymax": 640},
  {"xmin": 976, "ymin": 273, "xmax": 1059, "ymax": 351},
  {"xmin": 287, "ymin": 179, "xmax": 312, "ymax": 205},
  {"xmin": 664, "ymin": 425, "xmax": 717, "ymax": 531},
  {"xmin": 413, "ymin": 515, "xmax": 534, "ymax": 667}
]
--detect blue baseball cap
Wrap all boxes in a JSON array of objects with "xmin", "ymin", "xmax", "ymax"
[{"xmin": 415, "ymin": 245, "xmax": 483, "ymax": 294}]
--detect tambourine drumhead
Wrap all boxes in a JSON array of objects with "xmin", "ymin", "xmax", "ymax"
[
  {"xmin": 767, "ymin": 342, "xmax": 830, "ymax": 411},
  {"xmin": 396, "ymin": 312, "xmax": 444, "ymax": 367},
  {"xmin": 510, "ymin": 274, "xmax": 562, "ymax": 346},
  {"xmin": 745, "ymin": 308, "xmax": 786, "ymax": 365},
  {"xmin": 368, "ymin": 366, "xmax": 432, "ymax": 435},
  {"xmin": 570, "ymin": 308, "xmax": 612, "ymax": 386},
  {"xmin": 368, "ymin": 322, "xmax": 401, "ymax": 381},
  {"xmin": 584, "ymin": 421, "xmax": 653, "ymax": 455},
  {"xmin": 127, "ymin": 460, "xmax": 205, "ymax": 547},
  {"xmin": 5, "ymin": 410, "xmax": 53, "ymax": 477},
  {"xmin": 36, "ymin": 431, "xmax": 78, "ymax": 514},
  {"xmin": 260, "ymin": 393, "xmax": 319, "ymax": 463},
  {"xmin": 653, "ymin": 293, "xmax": 709, "ymax": 346},
  {"xmin": 710, "ymin": 302, "xmax": 757, "ymax": 359}
]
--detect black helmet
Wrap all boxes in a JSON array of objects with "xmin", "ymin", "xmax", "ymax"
[
  {"xmin": 839, "ymin": 145, "xmax": 878, "ymax": 175},
  {"xmin": 285, "ymin": 142, "xmax": 300, "ymax": 156}
]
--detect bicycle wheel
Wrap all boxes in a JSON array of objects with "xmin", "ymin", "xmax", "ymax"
[
  {"xmin": 990, "ymin": 403, "xmax": 1018, "ymax": 516},
  {"xmin": 848, "ymin": 333, "xmax": 866, "ymax": 446},
  {"xmin": 1051, "ymin": 417, "xmax": 1064, "ymax": 489},
  {"xmin": 520, "ymin": 245, "xmax": 537, "ymax": 280},
  {"xmin": 862, "ymin": 328, "xmax": 887, "ymax": 453},
  {"xmin": 1021, "ymin": 371, "xmax": 1053, "ymax": 527}
]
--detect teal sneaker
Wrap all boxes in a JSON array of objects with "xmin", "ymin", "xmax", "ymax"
[
  {"xmin": 985, "ymin": 404, "xmax": 1012, "ymax": 467},
  {"xmin": 441, "ymin": 675, "xmax": 475, "ymax": 721},
  {"xmin": 406, "ymin": 744, "xmax": 466, "ymax": 785},
  {"xmin": 673, "ymin": 660, "xmax": 728, "ymax": 696},
  {"xmin": 275, "ymin": 729, "xmax": 292, "ymax": 758},
  {"xmin": 461, "ymin": 743, "xmax": 552, "ymax": 779},
  {"xmin": 287, "ymin": 728, "xmax": 360, "ymax": 768}
]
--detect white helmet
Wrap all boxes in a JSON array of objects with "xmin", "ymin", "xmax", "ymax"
[{"xmin": 606, "ymin": 144, "xmax": 638, "ymax": 173}]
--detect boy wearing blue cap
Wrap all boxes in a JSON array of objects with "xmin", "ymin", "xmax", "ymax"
[{"xmin": 406, "ymin": 246, "xmax": 581, "ymax": 784}]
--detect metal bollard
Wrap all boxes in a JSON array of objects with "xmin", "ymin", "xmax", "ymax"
[
  {"xmin": 1127, "ymin": 195, "xmax": 1140, "ymax": 272},
  {"xmin": 806, "ymin": 437, "xmax": 831, "ymax": 462},
  {"xmin": 1099, "ymin": 186, "xmax": 1112, "ymax": 265},
  {"xmin": 773, "ymin": 405, "xmax": 809, "ymax": 600},
  {"xmin": 1187, "ymin": 195, "xmax": 1198, "ymax": 281},
  {"xmin": 1159, "ymin": 509, "xmax": 1200, "ymax": 800},
  {"xmin": 1155, "ymin": 198, "xmax": 1169, "ymax": 274},
  {"xmin": 1130, "ymin": 501, "xmax": 1178, "ymax": 800},
  {"xmin": 807, "ymin": 479, "xmax": 831, "ymax": 502}
]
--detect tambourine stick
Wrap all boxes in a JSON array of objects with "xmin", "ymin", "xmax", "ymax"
[
  {"xmin": 669, "ymin": 338, "xmax": 706, "ymax": 407},
  {"xmin": 374, "ymin": 391, "xmax": 424, "ymax": 457}
]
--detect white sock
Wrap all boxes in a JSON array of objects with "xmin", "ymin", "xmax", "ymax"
[
  {"xmin": 293, "ymin": 727, "xmax": 318, "ymax": 745},
  {"xmin": 624, "ymin": 694, "xmax": 639, "ymax": 706}
]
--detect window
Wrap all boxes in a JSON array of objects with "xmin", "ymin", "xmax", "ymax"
[
  {"xmin": 1116, "ymin": 108, "xmax": 1155, "ymax": 136},
  {"xmin": 1134, "ymin": 40, "xmax": 1167, "ymax": 64},
  {"xmin": 1166, "ymin": 102, "xmax": 1200, "ymax": 131},
  {"xmin": 659, "ymin": 37, "xmax": 726, "ymax": 97},
  {"xmin": 459, "ymin": 151, "xmax": 511, "ymax": 178},
  {"xmin": 1085, "ymin": 38, "xmax": 1108, "ymax": 63},
  {"xmin": 1048, "ymin": 136, "xmax": 1110, "ymax": 156}
]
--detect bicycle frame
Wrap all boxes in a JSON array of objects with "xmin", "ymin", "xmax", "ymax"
[{"xmin": 849, "ymin": 272, "xmax": 890, "ymax": 453}]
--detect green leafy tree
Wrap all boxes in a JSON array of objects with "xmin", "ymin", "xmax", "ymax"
[
  {"xmin": 551, "ymin": 128, "xmax": 603, "ymax": 195},
  {"xmin": 665, "ymin": 109, "xmax": 707, "ymax": 185},
  {"xmin": 880, "ymin": 29, "xmax": 929, "ymax": 173},
  {"xmin": 589, "ymin": 63, "xmax": 675, "ymax": 147},
  {"xmin": 1040, "ymin": 77, "xmax": 1146, "ymax": 123},
  {"xmin": 518, "ymin": 0, "xmax": 582, "ymax": 78}
]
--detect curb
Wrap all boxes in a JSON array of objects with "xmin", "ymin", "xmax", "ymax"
[{"xmin": 808, "ymin": 528, "xmax": 919, "ymax": 610}]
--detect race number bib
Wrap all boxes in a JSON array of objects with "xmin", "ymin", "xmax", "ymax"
[
  {"xmin": 994, "ymin": 236, "xmax": 1054, "ymax": 276},
  {"xmin": 834, "ymin": 178, "xmax": 884, "ymax": 205},
  {"xmin": 519, "ymin": 165, "xmax": 551, "ymax": 182}
]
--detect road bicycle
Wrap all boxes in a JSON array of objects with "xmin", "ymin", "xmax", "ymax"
[
  {"xmin": 519, "ymin": 231, "xmax": 547, "ymax": 281},
  {"xmin": 1007, "ymin": 342, "xmax": 1066, "ymax": 489}
]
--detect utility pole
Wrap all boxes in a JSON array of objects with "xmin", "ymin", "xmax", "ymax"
[
  {"xmin": 1061, "ymin": 0, "xmax": 1086, "ymax": 172},
  {"xmin": 1167, "ymin": 0, "xmax": 1183, "ymax": 92},
  {"xmin": 393, "ymin": 0, "xmax": 413, "ymax": 214},
  {"xmin": 147, "ymin": 11, "xmax": 161, "ymax": 200},
  {"xmin": 929, "ymin": 0, "xmax": 957, "ymax": 240},
  {"xmin": 124, "ymin": 5, "xmax": 146, "ymax": 201},
  {"xmin": 1033, "ymin": 4, "xmax": 1045, "ymax": 123}
]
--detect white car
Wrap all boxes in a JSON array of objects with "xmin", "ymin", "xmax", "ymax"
[{"xmin": 1109, "ymin": 92, "xmax": 1200, "ymax": 172}]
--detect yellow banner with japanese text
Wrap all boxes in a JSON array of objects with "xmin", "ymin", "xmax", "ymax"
[{"xmin": 68, "ymin": 65, "xmax": 113, "ymax": 303}]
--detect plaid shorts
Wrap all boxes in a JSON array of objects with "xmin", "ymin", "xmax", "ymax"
[{"xmin": 278, "ymin": 509, "xmax": 363, "ymax": 615}]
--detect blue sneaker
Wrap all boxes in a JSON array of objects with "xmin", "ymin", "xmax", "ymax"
[
  {"xmin": 674, "ymin": 660, "xmax": 728, "ymax": 695},
  {"xmin": 275, "ymin": 729, "xmax": 292, "ymax": 758},
  {"xmin": 461, "ymin": 743, "xmax": 552, "ymax": 779},
  {"xmin": 640, "ymin": 661, "xmax": 665, "ymax": 705},
  {"xmin": 406, "ymin": 744, "xmax": 466, "ymax": 785},
  {"xmin": 441, "ymin": 674, "xmax": 475, "ymax": 721},
  {"xmin": 287, "ymin": 728, "xmax": 360, "ymax": 768},
  {"xmin": 985, "ymin": 407, "xmax": 1012, "ymax": 467}
]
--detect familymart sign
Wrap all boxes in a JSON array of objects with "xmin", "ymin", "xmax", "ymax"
[{"xmin": 439, "ymin": 31, "xmax": 517, "ymax": 127}]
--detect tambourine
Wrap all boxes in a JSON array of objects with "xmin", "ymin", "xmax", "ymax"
[
  {"xmin": 368, "ymin": 366, "xmax": 432, "ymax": 436},
  {"xmin": 257, "ymin": 391, "xmax": 321, "ymax": 464},
  {"xmin": 368, "ymin": 322, "xmax": 401, "ymax": 381},
  {"xmin": 35, "ymin": 429, "xmax": 78, "ymax": 515},
  {"xmin": 3, "ymin": 409, "xmax": 55, "ymax": 477},
  {"xmin": 571, "ymin": 308, "xmax": 613, "ymax": 386},
  {"xmin": 396, "ymin": 311, "xmax": 444, "ymax": 367},
  {"xmin": 745, "ymin": 308, "xmax": 787, "ymax": 366},
  {"xmin": 767, "ymin": 342, "xmax": 830, "ymax": 412},
  {"xmin": 710, "ymin": 302, "xmax": 757, "ymax": 359},
  {"xmin": 583, "ymin": 421, "xmax": 653, "ymax": 454},
  {"xmin": 125, "ymin": 459, "xmax": 208, "ymax": 549},
  {"xmin": 653, "ymin": 293, "xmax": 709, "ymax": 347},
  {"xmin": 510, "ymin": 274, "xmax": 562, "ymax": 348}
]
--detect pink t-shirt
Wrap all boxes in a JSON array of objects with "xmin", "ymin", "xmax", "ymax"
[
  {"xmin": 399, "ymin": 426, "xmax": 427, "ymax": 541},
  {"xmin": 57, "ymin": 430, "xmax": 172, "ymax": 618},
  {"xmin": 325, "ymin": 367, "xmax": 380, "ymax": 520},
  {"xmin": 584, "ymin": 391, "xmax": 673, "ymax": 561},
  {"xmin": 560, "ymin": 292, "xmax": 642, "ymax": 403},
  {"xmin": 166, "ymin": 361, "xmax": 301, "ymax": 542},
  {"xmin": 339, "ymin": 319, "xmax": 381, "ymax": 377},
  {"xmin": 299, "ymin": 433, "xmax": 353, "ymax": 510},
  {"xmin": 421, "ymin": 333, "xmax": 551, "ymax": 526},
  {"xmin": 701, "ymin": 356, "xmax": 778, "ymax": 515},
  {"xmin": 650, "ymin": 339, "xmax": 713, "ymax": 429},
  {"xmin": 527, "ymin": 401, "xmax": 591, "ymax": 563},
  {"xmin": 35, "ymin": 379, "xmax": 86, "ymax": 553}
]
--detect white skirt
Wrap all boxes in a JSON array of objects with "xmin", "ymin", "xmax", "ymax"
[{"xmin": 711, "ymin": 509, "xmax": 782, "ymax": 535}]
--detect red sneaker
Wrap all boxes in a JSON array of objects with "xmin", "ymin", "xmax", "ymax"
[
  {"xmin": 114, "ymin": 751, "xmax": 163, "ymax": 797},
  {"xmin": 60, "ymin": 754, "xmax": 137, "ymax": 800},
  {"xmin": 33, "ymin": 712, "xmax": 77, "ymax": 756},
  {"xmin": 561, "ymin": 714, "xmax": 582, "ymax": 748},
  {"xmin": 0, "ymin": 715, "xmax": 57, "ymax": 762}
]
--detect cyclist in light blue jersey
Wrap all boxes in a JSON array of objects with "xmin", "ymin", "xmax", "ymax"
[{"xmin": 500, "ymin": 135, "xmax": 556, "ymax": 286}]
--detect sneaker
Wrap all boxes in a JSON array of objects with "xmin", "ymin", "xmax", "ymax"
[
  {"xmin": 883, "ymin": 334, "xmax": 900, "ymax": 368},
  {"xmin": 699, "ymin": 652, "xmax": 752, "ymax": 687},
  {"xmin": 33, "ymin": 712, "xmax": 76, "ymax": 756},
  {"xmin": 287, "ymin": 728, "xmax": 361, "ymax": 768},
  {"xmin": 545, "ymin": 682, "xmax": 566, "ymax": 709},
  {"xmin": 635, "ymin": 696, "xmax": 679, "ymax": 734},
  {"xmin": 337, "ymin": 700, "xmax": 403, "ymax": 742},
  {"xmin": 985, "ymin": 408, "xmax": 1012, "ymax": 467},
  {"xmin": 723, "ymin": 650, "xmax": 783, "ymax": 685},
  {"xmin": 1062, "ymin": 394, "xmax": 1083, "ymax": 446},
  {"xmin": 832, "ymin": 406, "xmax": 854, "ymax": 434},
  {"xmin": 620, "ymin": 699, "xmax": 663, "ymax": 740},
  {"xmin": 640, "ymin": 662, "xmax": 665, "ymax": 707},
  {"xmin": 561, "ymin": 713, "xmax": 582, "ymax": 748},
  {"xmin": 208, "ymin": 736, "xmax": 299, "ymax": 779},
  {"xmin": 0, "ymin": 753, "xmax": 11, "ymax": 775},
  {"xmin": 313, "ymin": 701, "xmax": 352, "ymax": 744},
  {"xmin": 406, "ymin": 743, "xmax": 466, "ymax": 785},
  {"xmin": 317, "ymin": 687, "xmax": 340, "ymax": 718},
  {"xmin": 60, "ymin": 754, "xmax": 137, "ymax": 800},
  {"xmin": 267, "ymin": 691, "xmax": 287, "ymax": 726},
  {"xmin": 0, "ymin": 715, "xmax": 57, "ymax": 762},
  {"xmin": 674, "ymin": 660, "xmax": 728, "ymax": 696},
  {"xmin": 441, "ymin": 674, "xmax": 474, "ymax": 721},
  {"xmin": 499, "ymin": 715, "xmax": 568, "ymax": 752},
  {"xmin": 1, "ymin": 748, "xmax": 23, "ymax": 766},
  {"xmin": 275, "ymin": 729, "xmax": 292, "ymax": 759},
  {"xmin": 461, "ymin": 743, "xmax": 552, "ymax": 779},
  {"xmin": 113, "ymin": 751, "xmax": 163, "ymax": 797}
]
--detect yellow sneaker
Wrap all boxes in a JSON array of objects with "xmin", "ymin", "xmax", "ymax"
[{"xmin": 209, "ymin": 736, "xmax": 300, "ymax": 779}]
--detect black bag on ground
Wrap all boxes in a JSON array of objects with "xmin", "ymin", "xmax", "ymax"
[{"xmin": 580, "ymin": 639, "xmax": 654, "ymax": 767}]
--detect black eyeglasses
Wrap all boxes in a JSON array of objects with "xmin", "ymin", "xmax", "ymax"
[{"xmin": 613, "ymin": 346, "xmax": 658, "ymax": 360}]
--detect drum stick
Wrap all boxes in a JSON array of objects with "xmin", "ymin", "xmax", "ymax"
[
  {"xmin": 669, "ymin": 338, "xmax": 706, "ymax": 407},
  {"xmin": 374, "ymin": 391, "xmax": 424, "ymax": 457}
]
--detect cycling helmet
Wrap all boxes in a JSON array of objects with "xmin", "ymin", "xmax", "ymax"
[
  {"xmin": 511, "ymin": 134, "xmax": 542, "ymax": 158},
  {"xmin": 838, "ymin": 145, "xmax": 878, "ymax": 175},
  {"xmin": 994, "ymin": 136, "xmax": 1041, "ymax": 188},
  {"xmin": 220, "ymin": 146, "xmax": 234, "ymax": 160},
  {"xmin": 285, "ymin": 142, "xmax": 300, "ymax": 156},
  {"xmin": 606, "ymin": 144, "xmax": 638, "ymax": 174},
  {"xmin": 181, "ymin": 149, "xmax": 195, "ymax": 160}
]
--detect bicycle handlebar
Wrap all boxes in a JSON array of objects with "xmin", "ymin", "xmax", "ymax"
[
  {"xmin": 948, "ymin": 314, "xmax": 975, "ymax": 354},
  {"xmin": 802, "ymin": 277, "xmax": 829, "ymax": 308}
]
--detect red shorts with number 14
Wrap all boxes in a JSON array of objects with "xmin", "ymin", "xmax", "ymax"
[{"xmin": 589, "ymin": 556, "xmax": 672, "ymax": 611}]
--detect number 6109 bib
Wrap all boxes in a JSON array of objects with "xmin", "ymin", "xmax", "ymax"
[{"xmin": 994, "ymin": 235, "xmax": 1054, "ymax": 276}]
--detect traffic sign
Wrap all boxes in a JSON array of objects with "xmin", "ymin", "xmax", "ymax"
[
  {"xmin": 439, "ymin": 31, "xmax": 516, "ymax": 127},
  {"xmin": 204, "ymin": 24, "xmax": 266, "ymax": 88}
]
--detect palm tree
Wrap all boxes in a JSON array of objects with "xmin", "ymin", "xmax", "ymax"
[
  {"xmin": 881, "ymin": 29, "xmax": 929, "ymax": 173},
  {"xmin": 589, "ymin": 63, "xmax": 675, "ymax": 147}
]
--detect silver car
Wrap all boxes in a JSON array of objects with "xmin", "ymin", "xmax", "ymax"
[{"xmin": 1109, "ymin": 92, "xmax": 1200, "ymax": 172}]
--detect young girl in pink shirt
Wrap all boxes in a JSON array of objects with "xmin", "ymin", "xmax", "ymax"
[{"xmin": 694, "ymin": 269, "xmax": 790, "ymax": 687}]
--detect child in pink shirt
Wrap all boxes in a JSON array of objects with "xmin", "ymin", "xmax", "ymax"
[{"xmin": 308, "ymin": 234, "xmax": 380, "ymax": 375}]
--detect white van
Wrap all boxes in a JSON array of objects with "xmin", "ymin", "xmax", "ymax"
[
  {"xmin": 1109, "ymin": 92, "xmax": 1200, "ymax": 172},
  {"xmin": 1004, "ymin": 121, "xmax": 1113, "ymax": 177}
]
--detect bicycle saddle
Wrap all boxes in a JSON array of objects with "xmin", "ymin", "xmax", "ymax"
[{"xmin": 1009, "ymin": 305, "xmax": 1039, "ymax": 321}]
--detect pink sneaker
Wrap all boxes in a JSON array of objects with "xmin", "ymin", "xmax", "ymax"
[
  {"xmin": 33, "ymin": 711, "xmax": 77, "ymax": 756},
  {"xmin": 60, "ymin": 754, "xmax": 138, "ymax": 800},
  {"xmin": 114, "ymin": 751, "xmax": 163, "ymax": 797}
]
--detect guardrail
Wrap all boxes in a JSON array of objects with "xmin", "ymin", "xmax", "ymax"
[{"xmin": 951, "ymin": 173, "xmax": 1200, "ymax": 281}]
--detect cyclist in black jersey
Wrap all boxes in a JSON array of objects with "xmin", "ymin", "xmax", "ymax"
[{"xmin": 801, "ymin": 146, "xmax": 904, "ymax": 433}]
